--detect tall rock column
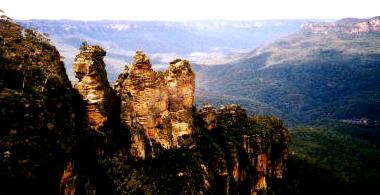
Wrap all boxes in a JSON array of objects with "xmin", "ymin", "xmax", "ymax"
[
  {"xmin": 74, "ymin": 45, "xmax": 116, "ymax": 134},
  {"xmin": 164, "ymin": 59, "xmax": 195, "ymax": 146},
  {"xmin": 115, "ymin": 52, "xmax": 196, "ymax": 157},
  {"xmin": 115, "ymin": 51, "xmax": 170, "ymax": 158}
]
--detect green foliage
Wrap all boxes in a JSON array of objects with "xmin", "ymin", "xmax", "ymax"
[
  {"xmin": 280, "ymin": 154, "xmax": 346, "ymax": 195},
  {"xmin": 288, "ymin": 125, "xmax": 380, "ymax": 194},
  {"xmin": 99, "ymin": 148, "xmax": 206, "ymax": 194}
]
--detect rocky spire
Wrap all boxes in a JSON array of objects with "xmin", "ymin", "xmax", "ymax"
[
  {"xmin": 115, "ymin": 51, "xmax": 195, "ymax": 158},
  {"xmin": 74, "ymin": 45, "xmax": 117, "ymax": 134},
  {"xmin": 164, "ymin": 59, "xmax": 195, "ymax": 146}
]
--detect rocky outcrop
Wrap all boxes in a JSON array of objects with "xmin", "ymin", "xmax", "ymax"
[
  {"xmin": 198, "ymin": 104, "xmax": 290, "ymax": 194},
  {"xmin": 302, "ymin": 16, "xmax": 380, "ymax": 34},
  {"xmin": 74, "ymin": 45, "xmax": 117, "ymax": 134},
  {"xmin": 115, "ymin": 51, "xmax": 195, "ymax": 157},
  {"xmin": 200, "ymin": 104, "xmax": 217, "ymax": 130}
]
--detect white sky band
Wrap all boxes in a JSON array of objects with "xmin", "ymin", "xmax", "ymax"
[{"xmin": 2, "ymin": 0, "xmax": 379, "ymax": 20}]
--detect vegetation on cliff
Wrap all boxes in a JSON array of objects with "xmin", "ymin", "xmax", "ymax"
[{"xmin": 0, "ymin": 18, "xmax": 80, "ymax": 194}]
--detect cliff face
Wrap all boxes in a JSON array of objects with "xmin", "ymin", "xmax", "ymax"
[
  {"xmin": 114, "ymin": 51, "xmax": 194, "ymax": 157},
  {"xmin": 352, "ymin": 17, "xmax": 380, "ymax": 33},
  {"xmin": 302, "ymin": 16, "xmax": 380, "ymax": 34}
]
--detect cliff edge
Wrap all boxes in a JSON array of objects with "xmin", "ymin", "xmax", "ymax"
[{"xmin": 302, "ymin": 16, "xmax": 380, "ymax": 34}]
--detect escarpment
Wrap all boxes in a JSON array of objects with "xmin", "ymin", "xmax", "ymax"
[
  {"xmin": 302, "ymin": 16, "xmax": 380, "ymax": 34},
  {"xmin": 1, "ymin": 18, "xmax": 290, "ymax": 195}
]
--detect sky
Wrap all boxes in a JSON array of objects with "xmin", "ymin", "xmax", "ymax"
[{"xmin": 2, "ymin": 0, "xmax": 379, "ymax": 21}]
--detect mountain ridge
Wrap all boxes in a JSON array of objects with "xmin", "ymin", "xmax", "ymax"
[{"xmin": 17, "ymin": 19, "xmax": 308, "ymax": 81}]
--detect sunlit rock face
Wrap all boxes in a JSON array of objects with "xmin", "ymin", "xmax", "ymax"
[
  {"xmin": 74, "ymin": 45, "xmax": 117, "ymax": 134},
  {"xmin": 115, "ymin": 51, "xmax": 195, "ymax": 157}
]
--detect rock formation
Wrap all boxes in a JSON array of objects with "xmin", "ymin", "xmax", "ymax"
[
  {"xmin": 0, "ymin": 17, "xmax": 290, "ymax": 194},
  {"xmin": 198, "ymin": 104, "xmax": 290, "ymax": 194},
  {"xmin": 115, "ymin": 51, "xmax": 195, "ymax": 157},
  {"xmin": 200, "ymin": 104, "xmax": 217, "ymax": 130},
  {"xmin": 74, "ymin": 45, "xmax": 117, "ymax": 135},
  {"xmin": 165, "ymin": 59, "xmax": 195, "ymax": 146}
]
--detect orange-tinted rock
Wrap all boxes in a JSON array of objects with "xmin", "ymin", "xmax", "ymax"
[{"xmin": 60, "ymin": 162, "xmax": 77, "ymax": 195}]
